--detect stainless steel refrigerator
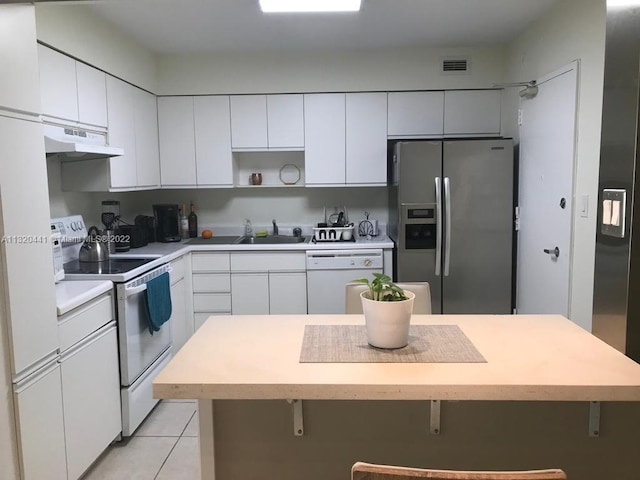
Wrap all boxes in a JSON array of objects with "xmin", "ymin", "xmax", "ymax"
[
  {"xmin": 388, "ymin": 139, "xmax": 515, "ymax": 314},
  {"xmin": 592, "ymin": 2, "xmax": 640, "ymax": 361}
]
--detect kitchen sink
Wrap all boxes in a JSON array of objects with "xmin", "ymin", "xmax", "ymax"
[
  {"xmin": 185, "ymin": 236, "xmax": 241, "ymax": 245},
  {"xmin": 235, "ymin": 235, "xmax": 308, "ymax": 244}
]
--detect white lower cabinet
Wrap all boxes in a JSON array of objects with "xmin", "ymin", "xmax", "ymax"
[
  {"xmin": 169, "ymin": 255, "xmax": 191, "ymax": 354},
  {"xmin": 231, "ymin": 272, "xmax": 269, "ymax": 314},
  {"xmin": 191, "ymin": 252, "xmax": 231, "ymax": 331},
  {"xmin": 13, "ymin": 363, "xmax": 67, "ymax": 480},
  {"xmin": 55, "ymin": 290, "xmax": 120, "ymax": 480},
  {"xmin": 60, "ymin": 324, "xmax": 120, "ymax": 480},
  {"xmin": 230, "ymin": 253, "xmax": 307, "ymax": 315},
  {"xmin": 269, "ymin": 272, "xmax": 308, "ymax": 314}
]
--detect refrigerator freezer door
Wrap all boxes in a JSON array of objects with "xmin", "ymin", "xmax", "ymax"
[
  {"xmin": 443, "ymin": 139, "xmax": 514, "ymax": 313},
  {"xmin": 396, "ymin": 141, "xmax": 443, "ymax": 313}
]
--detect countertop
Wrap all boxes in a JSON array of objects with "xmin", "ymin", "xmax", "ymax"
[
  {"xmin": 153, "ymin": 314, "xmax": 640, "ymax": 402},
  {"xmin": 55, "ymin": 279, "xmax": 113, "ymax": 316},
  {"xmin": 111, "ymin": 234, "xmax": 394, "ymax": 262}
]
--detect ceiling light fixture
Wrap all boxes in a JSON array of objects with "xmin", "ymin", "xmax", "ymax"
[
  {"xmin": 259, "ymin": 0, "xmax": 362, "ymax": 13},
  {"xmin": 607, "ymin": 0, "xmax": 640, "ymax": 6}
]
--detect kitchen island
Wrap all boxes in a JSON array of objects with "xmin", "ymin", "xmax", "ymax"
[{"xmin": 153, "ymin": 314, "xmax": 640, "ymax": 480}]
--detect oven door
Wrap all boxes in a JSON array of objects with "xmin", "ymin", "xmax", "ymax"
[{"xmin": 116, "ymin": 264, "xmax": 172, "ymax": 386}]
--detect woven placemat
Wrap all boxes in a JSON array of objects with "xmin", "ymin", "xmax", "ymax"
[{"xmin": 299, "ymin": 325, "xmax": 486, "ymax": 363}]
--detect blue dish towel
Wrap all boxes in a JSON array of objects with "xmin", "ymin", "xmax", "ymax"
[{"xmin": 144, "ymin": 272, "xmax": 172, "ymax": 335}]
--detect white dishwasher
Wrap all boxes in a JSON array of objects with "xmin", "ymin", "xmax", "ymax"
[{"xmin": 306, "ymin": 249, "xmax": 383, "ymax": 314}]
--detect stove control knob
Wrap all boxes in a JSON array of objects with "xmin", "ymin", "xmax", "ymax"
[{"xmin": 364, "ymin": 259, "xmax": 372, "ymax": 267}]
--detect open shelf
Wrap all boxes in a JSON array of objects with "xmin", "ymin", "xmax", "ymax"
[{"xmin": 233, "ymin": 151, "xmax": 305, "ymax": 187}]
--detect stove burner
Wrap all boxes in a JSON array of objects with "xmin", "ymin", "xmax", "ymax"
[{"xmin": 63, "ymin": 257, "xmax": 154, "ymax": 275}]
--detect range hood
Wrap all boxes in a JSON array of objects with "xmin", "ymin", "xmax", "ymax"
[{"xmin": 44, "ymin": 123, "xmax": 124, "ymax": 161}]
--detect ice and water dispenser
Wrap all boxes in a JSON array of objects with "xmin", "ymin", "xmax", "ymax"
[{"xmin": 401, "ymin": 203, "xmax": 437, "ymax": 250}]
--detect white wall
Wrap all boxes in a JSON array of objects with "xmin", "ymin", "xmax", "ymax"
[
  {"xmin": 503, "ymin": 0, "xmax": 606, "ymax": 330},
  {"xmin": 157, "ymin": 46, "xmax": 506, "ymax": 95},
  {"xmin": 34, "ymin": 4, "xmax": 158, "ymax": 92}
]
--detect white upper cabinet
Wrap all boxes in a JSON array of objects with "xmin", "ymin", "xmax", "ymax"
[
  {"xmin": 158, "ymin": 96, "xmax": 197, "ymax": 186},
  {"xmin": 106, "ymin": 76, "xmax": 137, "ymax": 189},
  {"xmin": 387, "ymin": 91, "xmax": 444, "ymax": 137},
  {"xmin": 38, "ymin": 44, "xmax": 78, "ymax": 123},
  {"xmin": 76, "ymin": 62, "xmax": 108, "ymax": 128},
  {"xmin": 266, "ymin": 94, "xmax": 304, "ymax": 149},
  {"xmin": 134, "ymin": 89, "xmax": 160, "ymax": 188},
  {"xmin": 0, "ymin": 4, "xmax": 41, "ymax": 117},
  {"xmin": 230, "ymin": 95, "xmax": 268, "ymax": 149},
  {"xmin": 230, "ymin": 94, "xmax": 304, "ymax": 151},
  {"xmin": 444, "ymin": 90, "xmax": 501, "ymax": 136},
  {"xmin": 38, "ymin": 45, "xmax": 108, "ymax": 128},
  {"xmin": 346, "ymin": 92, "xmax": 387, "ymax": 185},
  {"xmin": 194, "ymin": 96, "xmax": 233, "ymax": 186},
  {"xmin": 304, "ymin": 93, "xmax": 346, "ymax": 185}
]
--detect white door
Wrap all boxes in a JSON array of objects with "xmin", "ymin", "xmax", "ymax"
[{"xmin": 516, "ymin": 62, "xmax": 578, "ymax": 316}]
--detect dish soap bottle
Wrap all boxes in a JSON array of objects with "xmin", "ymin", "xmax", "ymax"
[
  {"xmin": 188, "ymin": 201, "xmax": 198, "ymax": 238},
  {"xmin": 180, "ymin": 204, "xmax": 189, "ymax": 240},
  {"xmin": 244, "ymin": 218, "xmax": 254, "ymax": 237}
]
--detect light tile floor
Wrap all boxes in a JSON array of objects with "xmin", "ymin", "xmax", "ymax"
[{"xmin": 82, "ymin": 400, "xmax": 200, "ymax": 480}]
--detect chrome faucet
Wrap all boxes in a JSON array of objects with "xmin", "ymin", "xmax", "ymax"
[{"xmin": 272, "ymin": 219, "xmax": 279, "ymax": 236}]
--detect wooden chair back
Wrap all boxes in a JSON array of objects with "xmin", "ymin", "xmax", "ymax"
[
  {"xmin": 345, "ymin": 282, "xmax": 432, "ymax": 314},
  {"xmin": 351, "ymin": 462, "xmax": 567, "ymax": 480}
]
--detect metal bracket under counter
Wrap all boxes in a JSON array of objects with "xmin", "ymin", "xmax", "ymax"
[
  {"xmin": 287, "ymin": 399, "xmax": 304, "ymax": 436},
  {"xmin": 427, "ymin": 400, "xmax": 602, "ymax": 437}
]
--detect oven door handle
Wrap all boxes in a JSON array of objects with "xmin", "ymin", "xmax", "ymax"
[
  {"xmin": 124, "ymin": 265, "xmax": 173, "ymax": 298},
  {"xmin": 125, "ymin": 283, "xmax": 147, "ymax": 298}
]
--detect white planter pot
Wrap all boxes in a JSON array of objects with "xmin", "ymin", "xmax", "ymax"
[{"xmin": 360, "ymin": 290, "xmax": 415, "ymax": 349}]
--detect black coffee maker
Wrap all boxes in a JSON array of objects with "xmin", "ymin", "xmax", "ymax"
[{"xmin": 153, "ymin": 204, "xmax": 181, "ymax": 242}]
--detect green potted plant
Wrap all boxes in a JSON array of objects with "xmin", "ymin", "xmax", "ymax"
[{"xmin": 353, "ymin": 273, "xmax": 415, "ymax": 349}]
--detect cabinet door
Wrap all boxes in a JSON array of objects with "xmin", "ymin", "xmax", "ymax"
[
  {"xmin": 61, "ymin": 325, "xmax": 121, "ymax": 480},
  {"xmin": 170, "ymin": 278, "xmax": 189, "ymax": 354},
  {"xmin": 134, "ymin": 89, "xmax": 160, "ymax": 188},
  {"xmin": 230, "ymin": 95, "xmax": 268, "ymax": 149},
  {"xmin": 346, "ymin": 92, "xmax": 387, "ymax": 184},
  {"xmin": 76, "ymin": 62, "xmax": 108, "ymax": 128},
  {"xmin": 158, "ymin": 96, "xmax": 197, "ymax": 186},
  {"xmin": 269, "ymin": 272, "xmax": 307, "ymax": 314},
  {"xmin": 304, "ymin": 93, "xmax": 346, "ymax": 185},
  {"xmin": 387, "ymin": 91, "xmax": 444, "ymax": 137},
  {"xmin": 267, "ymin": 94, "xmax": 304, "ymax": 149},
  {"xmin": 231, "ymin": 273, "xmax": 269, "ymax": 314},
  {"xmin": 0, "ymin": 116, "xmax": 58, "ymax": 375},
  {"xmin": 194, "ymin": 96, "xmax": 233, "ymax": 186},
  {"xmin": 38, "ymin": 44, "xmax": 78, "ymax": 123},
  {"xmin": 0, "ymin": 5, "xmax": 41, "ymax": 116},
  {"xmin": 444, "ymin": 90, "xmax": 501, "ymax": 135},
  {"xmin": 13, "ymin": 363, "xmax": 67, "ymax": 480},
  {"xmin": 106, "ymin": 76, "xmax": 137, "ymax": 188}
]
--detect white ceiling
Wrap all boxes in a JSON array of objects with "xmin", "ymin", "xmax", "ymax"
[{"xmin": 86, "ymin": 0, "xmax": 559, "ymax": 55}]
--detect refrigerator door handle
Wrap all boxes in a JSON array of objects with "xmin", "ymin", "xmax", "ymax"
[
  {"xmin": 435, "ymin": 177, "xmax": 442, "ymax": 276},
  {"xmin": 444, "ymin": 177, "xmax": 452, "ymax": 276}
]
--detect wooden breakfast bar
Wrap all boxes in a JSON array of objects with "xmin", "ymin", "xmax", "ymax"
[{"xmin": 153, "ymin": 314, "xmax": 640, "ymax": 479}]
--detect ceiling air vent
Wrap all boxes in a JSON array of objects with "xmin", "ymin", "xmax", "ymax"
[{"xmin": 442, "ymin": 58, "xmax": 470, "ymax": 75}]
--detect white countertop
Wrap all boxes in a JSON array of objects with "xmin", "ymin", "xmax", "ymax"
[
  {"xmin": 55, "ymin": 279, "xmax": 113, "ymax": 316},
  {"xmin": 111, "ymin": 234, "xmax": 394, "ymax": 260}
]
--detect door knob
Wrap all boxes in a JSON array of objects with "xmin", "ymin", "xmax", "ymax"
[{"xmin": 544, "ymin": 247, "xmax": 560, "ymax": 258}]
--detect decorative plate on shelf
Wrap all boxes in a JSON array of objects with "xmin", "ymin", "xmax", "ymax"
[{"xmin": 279, "ymin": 164, "xmax": 301, "ymax": 185}]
